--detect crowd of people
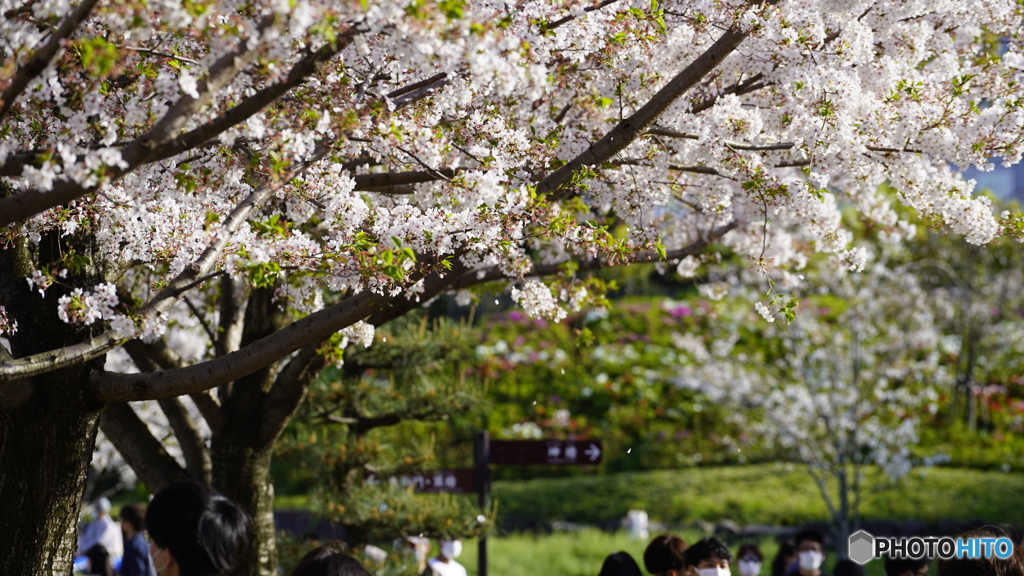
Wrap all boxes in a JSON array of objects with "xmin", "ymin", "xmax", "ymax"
[
  {"xmin": 604, "ymin": 528, "xmax": 1024, "ymax": 576},
  {"xmin": 74, "ymin": 482, "xmax": 468, "ymax": 576},
  {"xmin": 74, "ymin": 483, "xmax": 1024, "ymax": 576}
]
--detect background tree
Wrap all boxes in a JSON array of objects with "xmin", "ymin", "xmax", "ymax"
[
  {"xmin": 4, "ymin": 0, "xmax": 1024, "ymax": 573},
  {"xmin": 273, "ymin": 316, "xmax": 490, "ymax": 547},
  {"xmin": 896, "ymin": 232, "xmax": 1024, "ymax": 432},
  {"xmin": 674, "ymin": 262, "xmax": 946, "ymax": 557}
]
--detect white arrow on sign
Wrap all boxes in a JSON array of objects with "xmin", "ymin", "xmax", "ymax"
[{"xmin": 584, "ymin": 443, "xmax": 601, "ymax": 462}]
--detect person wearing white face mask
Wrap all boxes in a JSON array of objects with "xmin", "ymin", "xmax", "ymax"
[
  {"xmin": 736, "ymin": 543, "xmax": 765, "ymax": 576},
  {"xmin": 422, "ymin": 539, "xmax": 467, "ymax": 576},
  {"xmin": 787, "ymin": 530, "xmax": 829, "ymax": 576},
  {"xmin": 682, "ymin": 536, "xmax": 732, "ymax": 576},
  {"xmin": 145, "ymin": 482, "xmax": 251, "ymax": 576}
]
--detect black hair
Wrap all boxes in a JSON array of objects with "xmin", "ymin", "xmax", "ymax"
[
  {"xmin": 119, "ymin": 502, "xmax": 146, "ymax": 533},
  {"xmin": 599, "ymin": 551, "xmax": 644, "ymax": 576},
  {"xmin": 794, "ymin": 530, "xmax": 825, "ymax": 548},
  {"xmin": 289, "ymin": 544, "xmax": 372, "ymax": 576},
  {"xmin": 835, "ymin": 559, "xmax": 866, "ymax": 576},
  {"xmin": 885, "ymin": 558, "xmax": 929, "ymax": 576},
  {"xmin": 684, "ymin": 537, "xmax": 732, "ymax": 569},
  {"xmin": 644, "ymin": 534, "xmax": 688, "ymax": 574},
  {"xmin": 737, "ymin": 544, "xmax": 765, "ymax": 562},
  {"xmin": 771, "ymin": 540, "xmax": 797, "ymax": 576},
  {"xmin": 85, "ymin": 544, "xmax": 116, "ymax": 576},
  {"xmin": 146, "ymin": 482, "xmax": 252, "ymax": 576}
]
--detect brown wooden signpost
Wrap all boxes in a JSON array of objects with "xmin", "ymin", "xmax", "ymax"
[
  {"xmin": 489, "ymin": 439, "xmax": 603, "ymax": 466},
  {"xmin": 364, "ymin": 468, "xmax": 476, "ymax": 493},
  {"xmin": 474, "ymin": 433, "xmax": 603, "ymax": 576}
]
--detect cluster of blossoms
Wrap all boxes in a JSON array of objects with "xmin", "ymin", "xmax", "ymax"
[
  {"xmin": 55, "ymin": 283, "xmax": 136, "ymax": 337},
  {"xmin": 511, "ymin": 280, "xmax": 567, "ymax": 322},
  {"xmin": 0, "ymin": 0, "xmax": 1022, "ymax": 394},
  {"xmin": 0, "ymin": 306, "xmax": 17, "ymax": 336}
]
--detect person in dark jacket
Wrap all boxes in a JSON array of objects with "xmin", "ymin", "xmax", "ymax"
[
  {"xmin": 772, "ymin": 540, "xmax": 797, "ymax": 576},
  {"xmin": 834, "ymin": 559, "xmax": 865, "ymax": 576},
  {"xmin": 120, "ymin": 502, "xmax": 155, "ymax": 576}
]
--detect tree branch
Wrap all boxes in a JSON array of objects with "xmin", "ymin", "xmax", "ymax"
[
  {"xmin": 91, "ymin": 288, "xmax": 379, "ymax": 401},
  {"xmin": 216, "ymin": 275, "xmax": 245, "ymax": 358},
  {"xmin": 0, "ymin": 0, "xmax": 102, "ymax": 123},
  {"xmin": 352, "ymin": 169, "xmax": 456, "ymax": 191},
  {"xmin": 689, "ymin": 74, "xmax": 769, "ymax": 114},
  {"xmin": 543, "ymin": 0, "xmax": 623, "ymax": 31},
  {"xmin": 0, "ymin": 144, "xmax": 331, "ymax": 382},
  {"xmin": 259, "ymin": 343, "xmax": 326, "ymax": 446},
  {"xmin": 452, "ymin": 221, "xmax": 739, "ymax": 288},
  {"xmin": 98, "ymin": 402, "xmax": 190, "ymax": 493},
  {"xmin": 143, "ymin": 29, "xmax": 364, "ymax": 167},
  {"xmin": 157, "ymin": 397, "xmax": 212, "ymax": 484},
  {"xmin": 189, "ymin": 390, "xmax": 224, "ymax": 434},
  {"xmin": 0, "ymin": 15, "xmax": 279, "ymax": 226},
  {"xmin": 91, "ymin": 220, "xmax": 735, "ymax": 403},
  {"xmin": 534, "ymin": 28, "xmax": 749, "ymax": 197},
  {"xmin": 121, "ymin": 340, "xmax": 212, "ymax": 483}
]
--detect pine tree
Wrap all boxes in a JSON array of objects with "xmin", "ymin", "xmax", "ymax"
[{"xmin": 273, "ymin": 314, "xmax": 492, "ymax": 559}]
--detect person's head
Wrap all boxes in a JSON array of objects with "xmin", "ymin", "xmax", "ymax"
[
  {"xmin": 684, "ymin": 537, "xmax": 732, "ymax": 576},
  {"xmin": 835, "ymin": 559, "xmax": 867, "ymax": 576},
  {"xmin": 794, "ymin": 530, "xmax": 825, "ymax": 574},
  {"xmin": 146, "ymin": 482, "xmax": 252, "ymax": 576},
  {"xmin": 85, "ymin": 544, "xmax": 115, "ymax": 576},
  {"xmin": 289, "ymin": 543, "xmax": 372, "ymax": 576},
  {"xmin": 885, "ymin": 558, "xmax": 930, "ymax": 576},
  {"xmin": 437, "ymin": 539, "xmax": 462, "ymax": 562},
  {"xmin": 737, "ymin": 543, "xmax": 765, "ymax": 576},
  {"xmin": 772, "ymin": 540, "xmax": 797, "ymax": 576},
  {"xmin": 599, "ymin": 551, "xmax": 644, "ymax": 576},
  {"xmin": 95, "ymin": 497, "xmax": 112, "ymax": 518},
  {"xmin": 644, "ymin": 534, "xmax": 688, "ymax": 576},
  {"xmin": 938, "ymin": 526, "xmax": 1024, "ymax": 576},
  {"xmin": 120, "ymin": 502, "xmax": 146, "ymax": 538}
]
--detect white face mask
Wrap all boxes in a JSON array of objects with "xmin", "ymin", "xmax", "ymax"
[
  {"xmin": 798, "ymin": 551, "xmax": 823, "ymax": 572},
  {"xmin": 739, "ymin": 560, "xmax": 762, "ymax": 576},
  {"xmin": 440, "ymin": 540, "xmax": 462, "ymax": 560},
  {"xmin": 698, "ymin": 568, "xmax": 731, "ymax": 576},
  {"xmin": 151, "ymin": 548, "xmax": 168, "ymax": 574}
]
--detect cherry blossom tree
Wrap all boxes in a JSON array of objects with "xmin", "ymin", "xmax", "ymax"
[
  {"xmin": 899, "ymin": 234, "xmax": 1024, "ymax": 431},
  {"xmin": 674, "ymin": 264, "xmax": 947, "ymax": 557},
  {"xmin": 2, "ymin": 0, "xmax": 1024, "ymax": 573}
]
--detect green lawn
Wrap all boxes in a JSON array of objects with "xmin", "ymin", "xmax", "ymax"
[{"xmin": 488, "ymin": 464, "xmax": 1024, "ymax": 527}]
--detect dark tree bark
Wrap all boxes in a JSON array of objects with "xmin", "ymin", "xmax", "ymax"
[
  {"xmin": 0, "ymin": 221, "xmax": 107, "ymax": 574},
  {"xmin": 207, "ymin": 288, "xmax": 286, "ymax": 576},
  {"xmin": 0, "ymin": 365, "xmax": 101, "ymax": 575},
  {"xmin": 210, "ymin": 391, "xmax": 279, "ymax": 576}
]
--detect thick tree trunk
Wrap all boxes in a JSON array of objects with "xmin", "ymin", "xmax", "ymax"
[
  {"xmin": 211, "ymin": 402, "xmax": 278, "ymax": 576},
  {"xmin": 0, "ymin": 367, "xmax": 100, "ymax": 574},
  {"xmin": 0, "ymin": 194, "xmax": 108, "ymax": 574}
]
